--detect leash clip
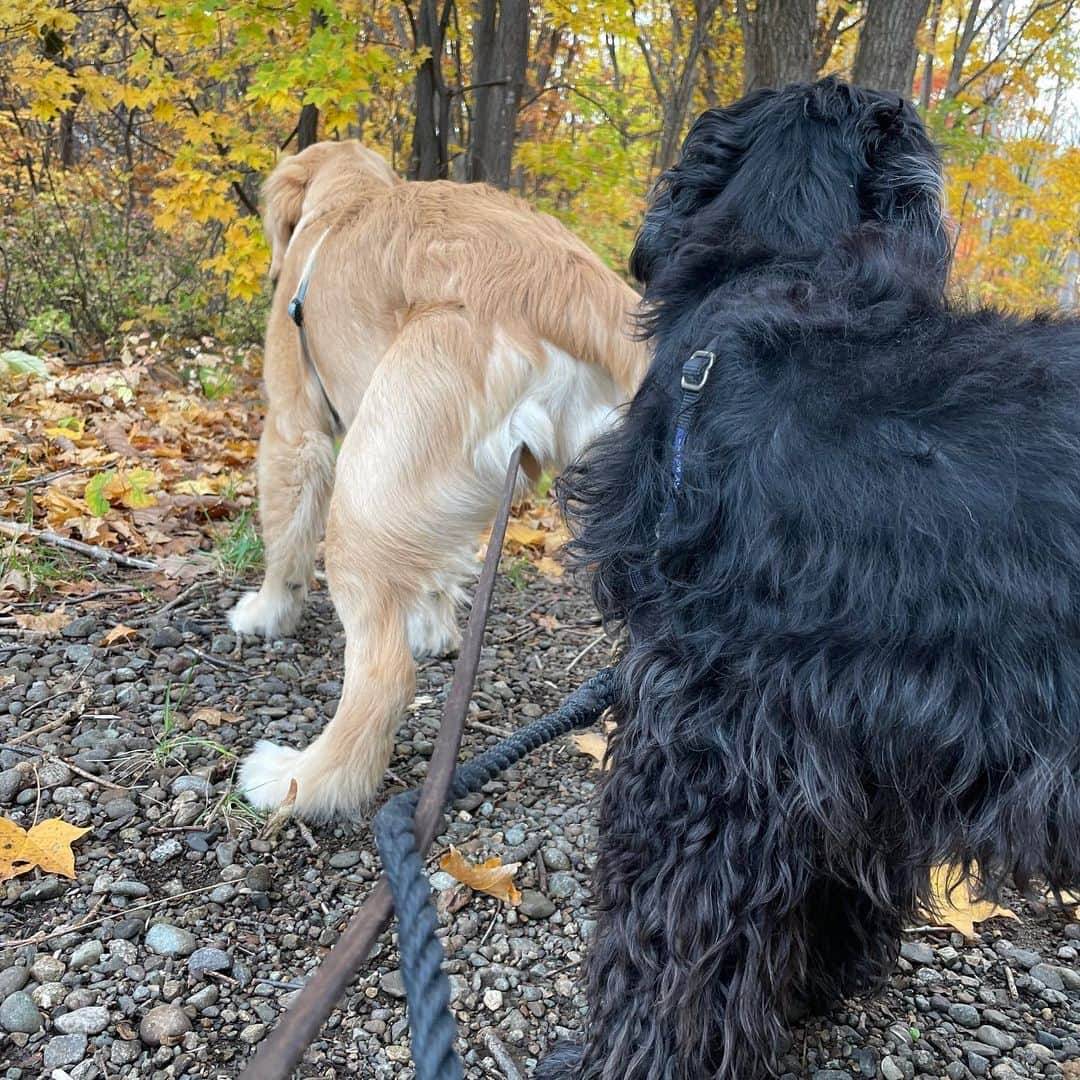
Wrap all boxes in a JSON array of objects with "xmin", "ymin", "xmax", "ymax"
[
  {"xmin": 681, "ymin": 350, "xmax": 715, "ymax": 391},
  {"xmin": 288, "ymin": 296, "xmax": 304, "ymax": 327}
]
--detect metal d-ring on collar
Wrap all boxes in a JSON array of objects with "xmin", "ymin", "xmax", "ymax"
[
  {"xmin": 287, "ymin": 228, "xmax": 346, "ymax": 437},
  {"xmin": 628, "ymin": 344, "xmax": 718, "ymax": 595},
  {"xmin": 671, "ymin": 347, "xmax": 716, "ymax": 494}
]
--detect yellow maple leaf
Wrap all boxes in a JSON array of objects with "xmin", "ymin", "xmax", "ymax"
[
  {"xmin": 0, "ymin": 817, "xmax": 91, "ymax": 882},
  {"xmin": 101, "ymin": 624, "xmax": 138, "ymax": 646},
  {"xmin": 503, "ymin": 522, "xmax": 547, "ymax": 550},
  {"xmin": 439, "ymin": 846, "xmax": 521, "ymax": 906},
  {"xmin": 13, "ymin": 607, "xmax": 71, "ymax": 635},
  {"xmin": 572, "ymin": 731, "xmax": 611, "ymax": 769},
  {"xmin": 923, "ymin": 864, "xmax": 1019, "ymax": 940},
  {"xmin": 535, "ymin": 555, "xmax": 565, "ymax": 578}
]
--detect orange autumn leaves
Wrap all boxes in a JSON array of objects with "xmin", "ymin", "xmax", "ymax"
[{"xmin": 0, "ymin": 346, "xmax": 258, "ymax": 567}]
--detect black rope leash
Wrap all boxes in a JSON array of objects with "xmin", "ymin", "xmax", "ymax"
[
  {"xmin": 373, "ymin": 669, "xmax": 615, "ymax": 1080},
  {"xmin": 241, "ymin": 444, "xmax": 613, "ymax": 1080}
]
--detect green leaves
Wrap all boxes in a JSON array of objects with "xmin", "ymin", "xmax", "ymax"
[{"xmin": 0, "ymin": 350, "xmax": 48, "ymax": 380}]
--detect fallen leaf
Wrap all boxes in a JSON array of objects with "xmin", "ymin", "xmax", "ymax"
[
  {"xmin": 101, "ymin": 624, "xmax": 138, "ymax": 646},
  {"xmin": 503, "ymin": 522, "xmax": 547, "ymax": 550},
  {"xmin": 13, "ymin": 607, "xmax": 72, "ymax": 635},
  {"xmin": 923, "ymin": 864, "xmax": 1018, "ymax": 939},
  {"xmin": 439, "ymin": 845, "xmax": 521, "ymax": 906},
  {"xmin": 188, "ymin": 707, "xmax": 238, "ymax": 728},
  {"xmin": 0, "ymin": 816, "xmax": 92, "ymax": 881},
  {"xmin": 0, "ymin": 350, "xmax": 48, "ymax": 380},
  {"xmin": 572, "ymin": 731, "xmax": 610, "ymax": 769},
  {"xmin": 535, "ymin": 556, "xmax": 565, "ymax": 578}
]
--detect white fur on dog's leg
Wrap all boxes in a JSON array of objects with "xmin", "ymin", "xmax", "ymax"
[
  {"xmin": 229, "ymin": 585, "xmax": 303, "ymax": 639},
  {"xmin": 406, "ymin": 593, "xmax": 462, "ymax": 658},
  {"xmin": 238, "ymin": 737, "xmax": 386, "ymax": 820},
  {"xmin": 238, "ymin": 740, "xmax": 305, "ymax": 811}
]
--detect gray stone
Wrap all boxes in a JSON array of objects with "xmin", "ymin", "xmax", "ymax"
[
  {"xmin": 240, "ymin": 1022, "xmax": 267, "ymax": 1044},
  {"xmin": 976, "ymin": 1026, "xmax": 1017, "ymax": 1053},
  {"xmin": 518, "ymin": 890, "xmax": 556, "ymax": 919},
  {"xmin": 18, "ymin": 876, "xmax": 68, "ymax": 902},
  {"xmin": 145, "ymin": 922, "xmax": 198, "ymax": 958},
  {"xmin": 900, "ymin": 942, "xmax": 935, "ymax": 965},
  {"xmin": 0, "ymin": 966, "xmax": 29, "ymax": 998},
  {"xmin": 328, "ymin": 850, "xmax": 361, "ymax": 869},
  {"xmin": 149, "ymin": 626, "xmax": 184, "ymax": 649},
  {"xmin": 1029, "ymin": 964, "xmax": 1065, "ymax": 991},
  {"xmin": 503, "ymin": 825, "xmax": 526, "ymax": 846},
  {"xmin": 110, "ymin": 880, "xmax": 150, "ymax": 899},
  {"xmin": 43, "ymin": 1033, "xmax": 88, "ymax": 1070},
  {"xmin": 881, "ymin": 1057, "xmax": 905, "ymax": 1080},
  {"xmin": 30, "ymin": 955, "xmax": 66, "ymax": 983},
  {"xmin": 169, "ymin": 774, "xmax": 213, "ymax": 797},
  {"xmin": 61, "ymin": 616, "xmax": 97, "ymax": 639},
  {"xmin": 54, "ymin": 1006, "xmax": 109, "ymax": 1036},
  {"xmin": 0, "ymin": 767, "xmax": 28, "ymax": 802},
  {"xmin": 69, "ymin": 940, "xmax": 103, "ymax": 971},
  {"xmin": 149, "ymin": 837, "xmax": 183, "ymax": 863},
  {"xmin": 949, "ymin": 1003, "xmax": 981, "ymax": 1029},
  {"xmin": 542, "ymin": 847, "xmax": 571, "ymax": 871},
  {"xmin": 188, "ymin": 947, "xmax": 231, "ymax": 978},
  {"xmin": 379, "ymin": 970, "xmax": 407, "ymax": 999},
  {"xmin": 139, "ymin": 1003, "xmax": 192, "ymax": 1047},
  {"xmin": 0, "ymin": 991, "xmax": 43, "ymax": 1034}
]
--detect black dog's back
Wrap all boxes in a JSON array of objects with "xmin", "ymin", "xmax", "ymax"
[{"xmin": 553, "ymin": 77, "xmax": 1080, "ymax": 1080}]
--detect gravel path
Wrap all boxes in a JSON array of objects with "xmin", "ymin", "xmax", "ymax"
[{"xmin": 1, "ymin": 564, "xmax": 1078, "ymax": 1079}]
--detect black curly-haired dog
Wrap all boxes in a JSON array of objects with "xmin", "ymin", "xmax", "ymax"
[{"xmin": 539, "ymin": 77, "xmax": 1080, "ymax": 1079}]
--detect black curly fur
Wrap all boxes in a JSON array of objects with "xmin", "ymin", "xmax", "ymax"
[{"xmin": 538, "ymin": 77, "xmax": 1080, "ymax": 1080}]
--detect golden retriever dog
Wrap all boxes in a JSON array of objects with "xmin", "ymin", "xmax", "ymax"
[{"xmin": 230, "ymin": 141, "xmax": 648, "ymax": 820}]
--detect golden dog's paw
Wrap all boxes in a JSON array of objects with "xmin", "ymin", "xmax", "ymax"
[
  {"xmin": 229, "ymin": 588, "xmax": 302, "ymax": 639},
  {"xmin": 238, "ymin": 740, "xmax": 305, "ymax": 811},
  {"xmin": 238, "ymin": 740, "xmax": 382, "ymax": 821}
]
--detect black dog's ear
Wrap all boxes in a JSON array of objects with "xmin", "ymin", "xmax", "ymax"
[
  {"xmin": 630, "ymin": 99, "xmax": 763, "ymax": 284},
  {"xmin": 858, "ymin": 94, "xmax": 951, "ymax": 270}
]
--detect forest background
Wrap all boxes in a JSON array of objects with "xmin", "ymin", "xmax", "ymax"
[{"xmin": 0, "ymin": 0, "xmax": 1078, "ymax": 356}]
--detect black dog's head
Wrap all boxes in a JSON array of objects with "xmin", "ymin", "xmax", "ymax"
[{"xmin": 631, "ymin": 76, "xmax": 950, "ymax": 288}]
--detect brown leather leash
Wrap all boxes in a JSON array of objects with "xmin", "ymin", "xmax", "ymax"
[{"xmin": 240, "ymin": 443, "xmax": 526, "ymax": 1080}]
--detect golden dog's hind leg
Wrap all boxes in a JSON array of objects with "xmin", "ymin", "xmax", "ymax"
[
  {"xmin": 229, "ymin": 405, "xmax": 336, "ymax": 639},
  {"xmin": 237, "ymin": 311, "xmax": 520, "ymax": 819}
]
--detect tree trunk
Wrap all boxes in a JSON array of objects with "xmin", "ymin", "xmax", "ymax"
[
  {"xmin": 297, "ymin": 104, "xmax": 319, "ymax": 150},
  {"xmin": 739, "ymin": 0, "xmax": 816, "ymax": 92},
  {"xmin": 653, "ymin": 0, "xmax": 721, "ymax": 170},
  {"xmin": 919, "ymin": 0, "xmax": 945, "ymax": 109},
  {"xmin": 297, "ymin": 11, "xmax": 327, "ymax": 151},
  {"xmin": 852, "ymin": 0, "xmax": 932, "ymax": 96},
  {"xmin": 409, "ymin": 0, "xmax": 452, "ymax": 180},
  {"xmin": 467, "ymin": 0, "xmax": 530, "ymax": 188}
]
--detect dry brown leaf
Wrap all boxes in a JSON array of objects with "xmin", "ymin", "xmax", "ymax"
[
  {"xmin": 572, "ymin": 731, "xmax": 611, "ymax": 769},
  {"xmin": 260, "ymin": 778, "xmax": 298, "ymax": 840},
  {"xmin": 439, "ymin": 846, "xmax": 522, "ymax": 906},
  {"xmin": 101, "ymin": 623, "xmax": 138, "ymax": 646},
  {"xmin": 188, "ymin": 707, "xmax": 236, "ymax": 728},
  {"xmin": 0, "ymin": 816, "xmax": 92, "ymax": 881},
  {"xmin": 923, "ymin": 864, "xmax": 1019, "ymax": 939},
  {"xmin": 13, "ymin": 607, "xmax": 72, "ymax": 635},
  {"xmin": 535, "ymin": 555, "xmax": 565, "ymax": 578},
  {"xmin": 542, "ymin": 524, "xmax": 572, "ymax": 554}
]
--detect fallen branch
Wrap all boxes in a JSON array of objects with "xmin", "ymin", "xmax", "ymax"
[{"xmin": 0, "ymin": 520, "xmax": 158, "ymax": 571}]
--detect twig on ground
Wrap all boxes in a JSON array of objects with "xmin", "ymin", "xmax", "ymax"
[
  {"xmin": 0, "ymin": 520, "xmax": 158, "ymax": 570},
  {"xmin": 565, "ymin": 632, "xmax": 606, "ymax": 673},
  {"xmin": 182, "ymin": 645, "xmax": 249, "ymax": 674},
  {"xmin": 482, "ymin": 1029, "xmax": 525, "ymax": 1080},
  {"xmin": 0, "ymin": 881, "xmax": 224, "ymax": 949},
  {"xmin": 9, "ymin": 687, "xmax": 92, "ymax": 745}
]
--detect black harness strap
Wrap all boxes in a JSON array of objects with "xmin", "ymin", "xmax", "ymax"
[{"xmin": 288, "ymin": 230, "xmax": 347, "ymax": 438}]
